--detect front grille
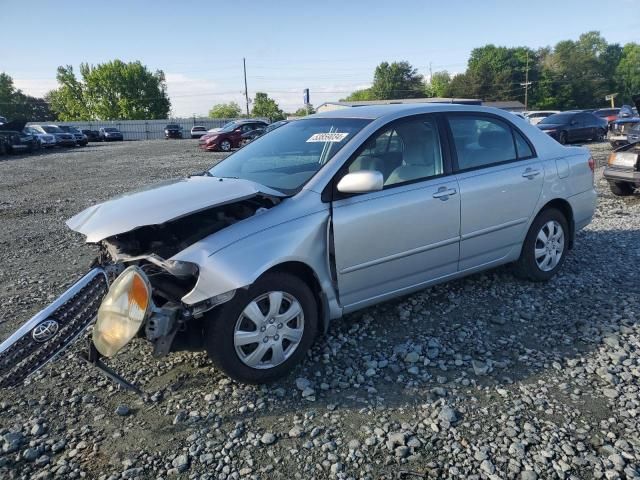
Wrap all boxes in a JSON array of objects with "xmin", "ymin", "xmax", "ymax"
[{"xmin": 0, "ymin": 269, "xmax": 108, "ymax": 388}]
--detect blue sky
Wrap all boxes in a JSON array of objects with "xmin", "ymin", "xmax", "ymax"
[{"xmin": 1, "ymin": 0, "xmax": 638, "ymax": 116}]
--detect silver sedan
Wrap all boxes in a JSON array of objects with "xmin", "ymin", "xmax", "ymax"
[{"xmin": 0, "ymin": 104, "xmax": 597, "ymax": 388}]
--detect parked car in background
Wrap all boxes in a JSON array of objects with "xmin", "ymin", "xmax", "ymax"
[
  {"xmin": 537, "ymin": 111, "xmax": 607, "ymax": 144},
  {"xmin": 199, "ymin": 119, "xmax": 268, "ymax": 151},
  {"xmin": 164, "ymin": 124, "xmax": 183, "ymax": 139},
  {"xmin": 81, "ymin": 129, "xmax": 101, "ymax": 142},
  {"xmin": 604, "ymin": 137, "xmax": 640, "ymax": 196},
  {"xmin": 626, "ymin": 123, "xmax": 640, "ymax": 145},
  {"xmin": 59, "ymin": 126, "xmax": 88, "ymax": 146},
  {"xmin": 24, "ymin": 126, "xmax": 57, "ymax": 148},
  {"xmin": 0, "ymin": 121, "xmax": 37, "ymax": 153},
  {"xmin": 99, "ymin": 127, "xmax": 124, "ymax": 142},
  {"xmin": 0, "ymin": 116, "xmax": 7, "ymax": 124},
  {"xmin": 0, "ymin": 104, "xmax": 597, "ymax": 387},
  {"xmin": 594, "ymin": 108, "xmax": 621, "ymax": 124},
  {"xmin": 525, "ymin": 110, "xmax": 560, "ymax": 125},
  {"xmin": 31, "ymin": 125, "xmax": 76, "ymax": 147},
  {"xmin": 240, "ymin": 126, "xmax": 266, "ymax": 146},
  {"xmin": 190, "ymin": 126, "xmax": 208, "ymax": 138},
  {"xmin": 607, "ymin": 99, "xmax": 640, "ymax": 147}
]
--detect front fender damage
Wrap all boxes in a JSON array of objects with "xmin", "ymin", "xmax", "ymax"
[{"xmin": 0, "ymin": 193, "xmax": 281, "ymax": 392}]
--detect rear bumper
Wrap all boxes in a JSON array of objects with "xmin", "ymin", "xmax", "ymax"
[
  {"xmin": 604, "ymin": 166, "xmax": 640, "ymax": 185},
  {"xmin": 0, "ymin": 268, "xmax": 109, "ymax": 388}
]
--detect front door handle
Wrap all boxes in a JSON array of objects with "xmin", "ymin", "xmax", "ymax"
[
  {"xmin": 522, "ymin": 168, "xmax": 541, "ymax": 179},
  {"xmin": 432, "ymin": 186, "xmax": 457, "ymax": 200}
]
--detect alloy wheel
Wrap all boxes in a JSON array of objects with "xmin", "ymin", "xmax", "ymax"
[
  {"xmin": 233, "ymin": 291, "xmax": 305, "ymax": 369},
  {"xmin": 220, "ymin": 140, "xmax": 231, "ymax": 151},
  {"xmin": 534, "ymin": 220, "xmax": 565, "ymax": 272}
]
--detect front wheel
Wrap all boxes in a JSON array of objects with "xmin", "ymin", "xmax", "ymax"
[
  {"xmin": 219, "ymin": 139, "xmax": 232, "ymax": 152},
  {"xmin": 596, "ymin": 129, "xmax": 605, "ymax": 142},
  {"xmin": 204, "ymin": 272, "xmax": 318, "ymax": 383},
  {"xmin": 609, "ymin": 181, "xmax": 634, "ymax": 197},
  {"xmin": 513, "ymin": 208, "xmax": 569, "ymax": 282}
]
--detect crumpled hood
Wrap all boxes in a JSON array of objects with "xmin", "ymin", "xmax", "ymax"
[{"xmin": 67, "ymin": 176, "xmax": 284, "ymax": 243}]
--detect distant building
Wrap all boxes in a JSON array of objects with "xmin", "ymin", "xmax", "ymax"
[{"xmin": 316, "ymin": 98, "xmax": 525, "ymax": 113}]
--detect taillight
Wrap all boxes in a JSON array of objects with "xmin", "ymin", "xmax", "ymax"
[{"xmin": 588, "ymin": 156, "xmax": 595, "ymax": 173}]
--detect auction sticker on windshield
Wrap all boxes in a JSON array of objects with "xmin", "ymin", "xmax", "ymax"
[{"xmin": 306, "ymin": 132, "xmax": 349, "ymax": 142}]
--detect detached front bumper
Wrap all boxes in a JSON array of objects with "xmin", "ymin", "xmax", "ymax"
[{"xmin": 0, "ymin": 268, "xmax": 109, "ymax": 388}]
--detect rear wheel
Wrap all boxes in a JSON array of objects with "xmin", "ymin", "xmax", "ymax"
[
  {"xmin": 513, "ymin": 208, "xmax": 569, "ymax": 282},
  {"xmin": 609, "ymin": 181, "xmax": 634, "ymax": 197},
  {"xmin": 204, "ymin": 272, "xmax": 318, "ymax": 383},
  {"xmin": 558, "ymin": 131, "xmax": 567, "ymax": 145}
]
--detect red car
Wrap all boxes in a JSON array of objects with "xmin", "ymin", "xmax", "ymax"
[{"xmin": 199, "ymin": 120, "xmax": 268, "ymax": 152}]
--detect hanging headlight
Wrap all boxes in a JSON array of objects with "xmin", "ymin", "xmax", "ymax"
[{"xmin": 93, "ymin": 266, "xmax": 151, "ymax": 357}]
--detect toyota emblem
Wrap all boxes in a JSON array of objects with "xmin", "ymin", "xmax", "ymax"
[{"xmin": 32, "ymin": 319, "xmax": 59, "ymax": 343}]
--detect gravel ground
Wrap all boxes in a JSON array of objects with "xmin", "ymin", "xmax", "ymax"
[{"xmin": 0, "ymin": 140, "xmax": 639, "ymax": 480}]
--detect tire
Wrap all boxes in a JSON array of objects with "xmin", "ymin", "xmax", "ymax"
[
  {"xmin": 596, "ymin": 129, "xmax": 606, "ymax": 142},
  {"xmin": 513, "ymin": 208, "xmax": 569, "ymax": 282},
  {"xmin": 609, "ymin": 181, "xmax": 634, "ymax": 197},
  {"xmin": 219, "ymin": 139, "xmax": 232, "ymax": 152},
  {"xmin": 558, "ymin": 131, "xmax": 567, "ymax": 145},
  {"xmin": 204, "ymin": 272, "xmax": 318, "ymax": 384}
]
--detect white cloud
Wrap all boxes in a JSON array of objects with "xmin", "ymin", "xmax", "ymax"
[{"xmin": 12, "ymin": 78, "xmax": 58, "ymax": 98}]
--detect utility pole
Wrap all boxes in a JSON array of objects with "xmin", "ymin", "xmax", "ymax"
[
  {"xmin": 520, "ymin": 52, "xmax": 532, "ymax": 112},
  {"xmin": 243, "ymin": 58, "xmax": 250, "ymax": 116}
]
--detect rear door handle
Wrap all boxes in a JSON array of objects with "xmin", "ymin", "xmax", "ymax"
[
  {"xmin": 522, "ymin": 168, "xmax": 541, "ymax": 179},
  {"xmin": 432, "ymin": 187, "xmax": 457, "ymax": 200}
]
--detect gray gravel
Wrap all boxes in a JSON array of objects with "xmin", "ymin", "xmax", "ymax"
[{"xmin": 0, "ymin": 139, "xmax": 639, "ymax": 479}]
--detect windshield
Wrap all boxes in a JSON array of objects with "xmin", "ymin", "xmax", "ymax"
[
  {"xmin": 209, "ymin": 117, "xmax": 371, "ymax": 194},
  {"xmin": 166, "ymin": 124, "xmax": 180, "ymax": 129},
  {"xmin": 539, "ymin": 113, "xmax": 575, "ymax": 125},
  {"xmin": 42, "ymin": 125, "xmax": 63, "ymax": 133},
  {"xmin": 104, "ymin": 128, "xmax": 119, "ymax": 132},
  {"xmin": 219, "ymin": 122, "xmax": 242, "ymax": 133}
]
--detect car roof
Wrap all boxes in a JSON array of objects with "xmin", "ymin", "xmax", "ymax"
[{"xmin": 310, "ymin": 103, "xmax": 524, "ymax": 121}]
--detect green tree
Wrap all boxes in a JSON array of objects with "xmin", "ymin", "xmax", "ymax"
[
  {"xmin": 208, "ymin": 101, "xmax": 241, "ymax": 118},
  {"xmin": 341, "ymin": 88, "xmax": 374, "ymax": 101},
  {"xmin": 0, "ymin": 72, "xmax": 54, "ymax": 120},
  {"xmin": 49, "ymin": 60, "xmax": 170, "ymax": 120},
  {"xmin": 293, "ymin": 105, "xmax": 315, "ymax": 116},
  {"xmin": 616, "ymin": 43, "xmax": 640, "ymax": 104},
  {"xmin": 251, "ymin": 92, "xmax": 285, "ymax": 121},
  {"xmin": 370, "ymin": 61, "xmax": 424, "ymax": 99},
  {"xmin": 426, "ymin": 71, "xmax": 451, "ymax": 97}
]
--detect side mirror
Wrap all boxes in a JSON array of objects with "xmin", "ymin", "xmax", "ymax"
[
  {"xmin": 570, "ymin": 120, "xmax": 578, "ymax": 126},
  {"xmin": 337, "ymin": 171, "xmax": 384, "ymax": 194}
]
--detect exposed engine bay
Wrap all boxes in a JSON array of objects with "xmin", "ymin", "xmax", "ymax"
[
  {"xmin": 96, "ymin": 195, "xmax": 281, "ymax": 356},
  {"xmin": 103, "ymin": 195, "xmax": 278, "ymax": 260}
]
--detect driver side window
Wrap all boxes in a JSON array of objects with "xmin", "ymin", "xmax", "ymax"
[{"xmin": 348, "ymin": 117, "xmax": 443, "ymax": 187}]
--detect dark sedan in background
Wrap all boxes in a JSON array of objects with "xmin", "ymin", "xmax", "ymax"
[
  {"xmin": 537, "ymin": 111, "xmax": 607, "ymax": 144},
  {"xmin": 81, "ymin": 129, "xmax": 101, "ymax": 142},
  {"xmin": 0, "ymin": 121, "xmax": 37, "ymax": 154},
  {"xmin": 59, "ymin": 126, "xmax": 88, "ymax": 146},
  {"xmin": 164, "ymin": 124, "xmax": 183, "ymax": 139}
]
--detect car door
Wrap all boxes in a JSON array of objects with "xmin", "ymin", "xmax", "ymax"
[
  {"xmin": 447, "ymin": 114, "xmax": 544, "ymax": 271},
  {"xmin": 331, "ymin": 115, "xmax": 461, "ymax": 310}
]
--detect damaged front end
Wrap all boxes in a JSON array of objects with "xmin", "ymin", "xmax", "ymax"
[{"xmin": 0, "ymin": 176, "xmax": 283, "ymax": 392}]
